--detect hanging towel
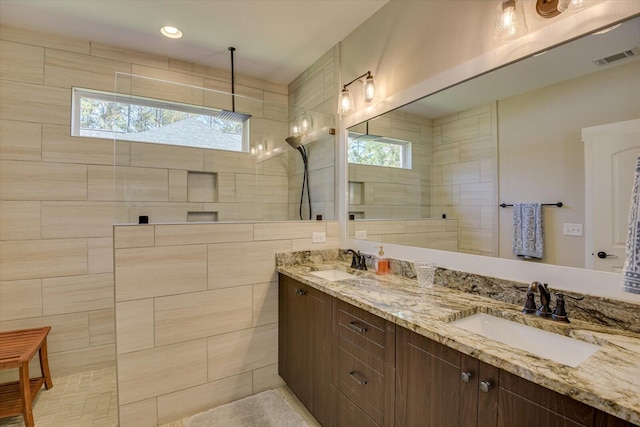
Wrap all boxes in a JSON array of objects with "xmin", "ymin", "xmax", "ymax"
[
  {"xmin": 622, "ymin": 156, "xmax": 640, "ymax": 294},
  {"xmin": 512, "ymin": 203, "xmax": 544, "ymax": 259}
]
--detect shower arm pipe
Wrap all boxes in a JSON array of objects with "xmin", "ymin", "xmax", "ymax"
[
  {"xmin": 229, "ymin": 47, "xmax": 236, "ymax": 112},
  {"xmin": 342, "ymin": 71, "xmax": 372, "ymax": 91}
]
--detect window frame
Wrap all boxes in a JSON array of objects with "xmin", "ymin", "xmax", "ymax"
[
  {"xmin": 347, "ymin": 131, "xmax": 413, "ymax": 169},
  {"xmin": 71, "ymin": 87, "xmax": 250, "ymax": 153}
]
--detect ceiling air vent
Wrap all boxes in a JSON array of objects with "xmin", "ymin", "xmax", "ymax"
[{"xmin": 593, "ymin": 47, "xmax": 639, "ymax": 66}]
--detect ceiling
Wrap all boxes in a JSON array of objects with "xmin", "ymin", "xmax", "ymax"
[{"xmin": 0, "ymin": 0, "xmax": 388, "ymax": 85}]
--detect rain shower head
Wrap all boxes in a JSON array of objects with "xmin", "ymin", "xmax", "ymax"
[
  {"xmin": 286, "ymin": 136, "xmax": 302, "ymax": 149},
  {"xmin": 219, "ymin": 47, "xmax": 251, "ymax": 124}
]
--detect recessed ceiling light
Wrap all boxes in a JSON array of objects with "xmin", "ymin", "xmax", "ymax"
[{"xmin": 160, "ymin": 26, "xmax": 183, "ymax": 39}]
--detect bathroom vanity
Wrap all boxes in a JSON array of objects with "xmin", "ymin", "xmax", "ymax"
[{"xmin": 277, "ymin": 252, "xmax": 640, "ymax": 427}]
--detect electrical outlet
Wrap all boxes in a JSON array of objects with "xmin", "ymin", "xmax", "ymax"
[
  {"xmin": 312, "ymin": 232, "xmax": 326, "ymax": 243},
  {"xmin": 563, "ymin": 223, "xmax": 583, "ymax": 236},
  {"xmin": 355, "ymin": 230, "xmax": 367, "ymax": 239}
]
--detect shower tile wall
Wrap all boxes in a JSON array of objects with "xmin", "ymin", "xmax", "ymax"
[
  {"xmin": 348, "ymin": 110, "xmax": 433, "ymax": 219},
  {"xmin": 288, "ymin": 46, "xmax": 338, "ymax": 220},
  {"xmin": 114, "ymin": 221, "xmax": 340, "ymax": 425},
  {"xmin": 432, "ymin": 103, "xmax": 498, "ymax": 256},
  {"xmin": 0, "ymin": 25, "xmax": 292, "ymax": 378}
]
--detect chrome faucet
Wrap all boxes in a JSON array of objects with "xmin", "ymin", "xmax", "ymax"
[{"xmin": 344, "ymin": 249, "xmax": 367, "ymax": 270}]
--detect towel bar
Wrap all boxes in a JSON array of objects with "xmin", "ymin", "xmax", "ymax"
[{"xmin": 499, "ymin": 202, "xmax": 563, "ymax": 208}]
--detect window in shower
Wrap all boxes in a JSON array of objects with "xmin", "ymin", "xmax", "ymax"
[
  {"xmin": 347, "ymin": 132, "xmax": 412, "ymax": 169},
  {"xmin": 71, "ymin": 88, "xmax": 249, "ymax": 152}
]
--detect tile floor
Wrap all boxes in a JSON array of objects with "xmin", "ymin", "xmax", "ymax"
[{"xmin": 0, "ymin": 367, "xmax": 319, "ymax": 427}]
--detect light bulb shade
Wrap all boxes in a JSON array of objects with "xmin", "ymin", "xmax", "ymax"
[
  {"xmin": 337, "ymin": 89, "xmax": 355, "ymax": 115},
  {"xmin": 363, "ymin": 74, "xmax": 375, "ymax": 102},
  {"xmin": 299, "ymin": 113, "xmax": 313, "ymax": 132},
  {"xmin": 557, "ymin": 0, "xmax": 584, "ymax": 12},
  {"xmin": 494, "ymin": 0, "xmax": 528, "ymax": 41}
]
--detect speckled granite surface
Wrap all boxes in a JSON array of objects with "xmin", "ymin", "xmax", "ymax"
[{"xmin": 276, "ymin": 250, "xmax": 640, "ymax": 424}]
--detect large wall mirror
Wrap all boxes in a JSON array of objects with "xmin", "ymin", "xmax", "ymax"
[{"xmin": 347, "ymin": 15, "xmax": 640, "ymax": 271}]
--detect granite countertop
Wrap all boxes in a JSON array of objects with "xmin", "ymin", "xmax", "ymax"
[{"xmin": 276, "ymin": 256, "xmax": 640, "ymax": 424}]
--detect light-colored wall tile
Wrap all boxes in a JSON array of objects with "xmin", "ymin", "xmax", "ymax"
[
  {"xmin": 154, "ymin": 223, "xmax": 253, "ymax": 246},
  {"xmin": 0, "ymin": 81, "xmax": 70, "ymax": 125},
  {"xmin": 168, "ymin": 170, "xmax": 187, "ymax": 202},
  {"xmin": 41, "ymin": 201, "xmax": 115, "ymax": 238},
  {"xmin": 253, "ymin": 221, "xmax": 325, "ymax": 240},
  {"xmin": 115, "ymin": 244, "xmax": 207, "ymax": 301},
  {"xmin": 187, "ymin": 171, "xmax": 216, "ymax": 202},
  {"xmin": 354, "ymin": 220, "xmax": 406, "ymax": 235},
  {"xmin": 291, "ymin": 236, "xmax": 340, "ymax": 251},
  {"xmin": 203, "ymin": 150, "xmax": 257, "ymax": 174},
  {"xmin": 154, "ymin": 286, "xmax": 252, "ymax": 346},
  {"xmin": 156, "ymin": 372, "xmax": 252, "ymax": 425},
  {"xmin": 130, "ymin": 142, "xmax": 203, "ymax": 171},
  {"xmin": 207, "ymin": 323, "xmax": 278, "ymax": 381},
  {"xmin": 117, "ymin": 339, "xmax": 207, "ymax": 405},
  {"xmin": 44, "ymin": 48, "xmax": 131, "ymax": 91},
  {"xmin": 208, "ymin": 240, "xmax": 291, "ymax": 288},
  {"xmin": 89, "ymin": 308, "xmax": 115, "ymax": 346},
  {"xmin": 88, "ymin": 165, "xmax": 168, "ymax": 201},
  {"xmin": 0, "ymin": 40, "xmax": 44, "ymax": 83},
  {"xmin": 442, "ymin": 115, "xmax": 478, "ymax": 142},
  {"xmin": 42, "ymin": 124, "xmax": 129, "ymax": 166},
  {"xmin": 0, "ymin": 119, "xmax": 41, "ymax": 161},
  {"xmin": 114, "ymin": 225, "xmax": 155, "ymax": 249},
  {"xmin": 252, "ymin": 363, "xmax": 285, "ymax": 394},
  {"xmin": 119, "ymin": 398, "xmax": 157, "ymax": 427},
  {"xmin": 252, "ymin": 281, "xmax": 278, "ymax": 327},
  {"xmin": 0, "ymin": 25, "xmax": 90, "ymax": 54},
  {"xmin": 236, "ymin": 174, "xmax": 288, "ymax": 204},
  {"xmin": 374, "ymin": 183, "xmax": 406, "ymax": 205},
  {"xmin": 0, "ymin": 201, "xmax": 41, "ymax": 241},
  {"xmin": 0, "ymin": 279, "xmax": 42, "ymax": 321},
  {"xmin": 88, "ymin": 237, "xmax": 113, "ymax": 274},
  {"xmin": 42, "ymin": 273, "xmax": 113, "ymax": 316},
  {"xmin": 116, "ymin": 299, "xmax": 154, "ymax": 354},
  {"xmin": 91, "ymin": 42, "xmax": 169, "ymax": 69},
  {"xmin": 0, "ymin": 312, "xmax": 89, "ymax": 353},
  {"xmin": 0, "ymin": 238, "xmax": 87, "ymax": 281},
  {"xmin": 406, "ymin": 219, "xmax": 448, "ymax": 233},
  {"xmin": 0, "ymin": 160, "xmax": 87, "ymax": 201},
  {"xmin": 48, "ymin": 344, "xmax": 114, "ymax": 378},
  {"xmin": 217, "ymin": 172, "xmax": 236, "ymax": 202},
  {"xmin": 131, "ymin": 65, "xmax": 204, "ymax": 105}
]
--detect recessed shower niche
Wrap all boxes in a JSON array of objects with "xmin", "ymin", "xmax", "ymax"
[{"xmin": 187, "ymin": 171, "xmax": 217, "ymax": 203}]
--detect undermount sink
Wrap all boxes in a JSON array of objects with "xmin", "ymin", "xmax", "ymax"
[
  {"xmin": 309, "ymin": 269, "xmax": 355, "ymax": 281},
  {"xmin": 450, "ymin": 313, "xmax": 601, "ymax": 367}
]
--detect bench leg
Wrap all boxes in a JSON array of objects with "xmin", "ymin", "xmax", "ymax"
[
  {"xmin": 19, "ymin": 363, "xmax": 34, "ymax": 427},
  {"xmin": 39, "ymin": 338, "xmax": 53, "ymax": 390}
]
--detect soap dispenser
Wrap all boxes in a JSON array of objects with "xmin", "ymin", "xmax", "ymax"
[{"xmin": 375, "ymin": 245, "xmax": 389, "ymax": 275}]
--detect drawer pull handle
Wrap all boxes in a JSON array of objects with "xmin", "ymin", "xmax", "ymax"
[
  {"xmin": 349, "ymin": 371, "xmax": 368, "ymax": 385},
  {"xmin": 480, "ymin": 381, "xmax": 492, "ymax": 393},
  {"xmin": 461, "ymin": 372, "xmax": 472, "ymax": 383},
  {"xmin": 348, "ymin": 321, "xmax": 367, "ymax": 333},
  {"xmin": 295, "ymin": 288, "xmax": 307, "ymax": 296}
]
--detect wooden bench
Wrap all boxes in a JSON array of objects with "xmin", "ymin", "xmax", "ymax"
[{"xmin": 0, "ymin": 326, "xmax": 53, "ymax": 427}]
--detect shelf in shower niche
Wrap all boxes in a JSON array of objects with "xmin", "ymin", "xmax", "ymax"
[
  {"xmin": 187, "ymin": 212, "xmax": 218, "ymax": 222},
  {"xmin": 187, "ymin": 172, "xmax": 217, "ymax": 202}
]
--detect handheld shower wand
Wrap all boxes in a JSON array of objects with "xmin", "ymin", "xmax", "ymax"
[{"xmin": 286, "ymin": 136, "xmax": 311, "ymax": 220}]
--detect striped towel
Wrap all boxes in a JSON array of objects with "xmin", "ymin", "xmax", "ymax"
[
  {"xmin": 513, "ymin": 203, "xmax": 544, "ymax": 259},
  {"xmin": 622, "ymin": 156, "xmax": 640, "ymax": 294}
]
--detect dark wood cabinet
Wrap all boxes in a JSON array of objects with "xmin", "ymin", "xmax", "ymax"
[
  {"xmin": 396, "ymin": 326, "xmax": 637, "ymax": 427},
  {"xmin": 332, "ymin": 299, "xmax": 396, "ymax": 427},
  {"xmin": 396, "ymin": 326, "xmax": 497, "ymax": 427},
  {"xmin": 278, "ymin": 274, "xmax": 637, "ymax": 427},
  {"xmin": 278, "ymin": 275, "xmax": 332, "ymax": 426}
]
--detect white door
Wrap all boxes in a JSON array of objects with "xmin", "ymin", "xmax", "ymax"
[{"xmin": 584, "ymin": 119, "xmax": 640, "ymax": 271}]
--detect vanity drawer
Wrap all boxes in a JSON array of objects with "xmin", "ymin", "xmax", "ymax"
[
  {"xmin": 335, "ymin": 387, "xmax": 380, "ymax": 427},
  {"xmin": 334, "ymin": 299, "xmax": 395, "ymax": 364},
  {"xmin": 335, "ymin": 341, "xmax": 386, "ymax": 426}
]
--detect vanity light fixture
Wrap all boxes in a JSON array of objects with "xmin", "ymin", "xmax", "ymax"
[
  {"xmin": 494, "ymin": 0, "xmax": 528, "ymax": 41},
  {"xmin": 160, "ymin": 26, "xmax": 183, "ymax": 39},
  {"xmin": 337, "ymin": 71, "xmax": 375, "ymax": 116}
]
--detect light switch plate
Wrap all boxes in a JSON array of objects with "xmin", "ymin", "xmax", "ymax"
[
  {"xmin": 312, "ymin": 232, "xmax": 326, "ymax": 243},
  {"xmin": 563, "ymin": 223, "xmax": 583, "ymax": 236},
  {"xmin": 355, "ymin": 230, "xmax": 367, "ymax": 239}
]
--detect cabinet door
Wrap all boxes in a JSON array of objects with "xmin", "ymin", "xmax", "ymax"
[
  {"xmin": 396, "ymin": 327, "xmax": 479, "ymax": 427},
  {"xmin": 497, "ymin": 370, "xmax": 594, "ymax": 427},
  {"xmin": 278, "ymin": 275, "xmax": 332, "ymax": 426}
]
